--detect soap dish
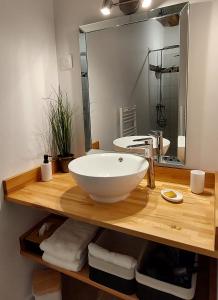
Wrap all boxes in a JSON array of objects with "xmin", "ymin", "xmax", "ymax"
[{"xmin": 161, "ymin": 189, "xmax": 183, "ymax": 203}]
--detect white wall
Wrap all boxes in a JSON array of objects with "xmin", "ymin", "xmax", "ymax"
[
  {"xmin": 54, "ymin": 0, "xmax": 218, "ymax": 172},
  {"xmin": 54, "ymin": 0, "xmax": 110, "ymax": 157},
  {"xmin": 186, "ymin": 0, "xmax": 218, "ymax": 171},
  {"xmin": 0, "ymin": 0, "xmax": 58, "ymax": 299}
]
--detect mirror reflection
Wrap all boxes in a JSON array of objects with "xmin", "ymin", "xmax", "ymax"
[{"xmin": 80, "ymin": 3, "xmax": 188, "ymax": 166}]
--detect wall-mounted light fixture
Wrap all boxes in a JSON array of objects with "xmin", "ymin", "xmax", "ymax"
[
  {"xmin": 101, "ymin": 0, "xmax": 113, "ymax": 16},
  {"xmin": 101, "ymin": 0, "xmax": 152, "ymax": 16},
  {"xmin": 141, "ymin": 0, "xmax": 152, "ymax": 8}
]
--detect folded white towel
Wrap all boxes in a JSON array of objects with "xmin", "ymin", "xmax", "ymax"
[
  {"xmin": 88, "ymin": 243, "xmax": 137, "ymax": 270},
  {"xmin": 40, "ymin": 219, "xmax": 98, "ymax": 262},
  {"xmin": 42, "ymin": 251, "xmax": 87, "ymax": 272}
]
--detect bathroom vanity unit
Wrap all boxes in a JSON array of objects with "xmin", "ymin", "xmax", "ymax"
[{"xmin": 3, "ymin": 164, "xmax": 218, "ymax": 300}]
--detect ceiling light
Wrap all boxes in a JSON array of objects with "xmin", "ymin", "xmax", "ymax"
[
  {"xmin": 101, "ymin": 0, "xmax": 151, "ymax": 16},
  {"xmin": 142, "ymin": 0, "xmax": 152, "ymax": 9},
  {"xmin": 101, "ymin": 0, "xmax": 112, "ymax": 15},
  {"xmin": 101, "ymin": 7, "xmax": 111, "ymax": 15}
]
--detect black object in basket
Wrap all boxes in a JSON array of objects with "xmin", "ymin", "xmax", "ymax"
[{"xmin": 136, "ymin": 243, "xmax": 198, "ymax": 300}]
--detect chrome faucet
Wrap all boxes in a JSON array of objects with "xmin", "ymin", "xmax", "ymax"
[
  {"xmin": 128, "ymin": 138, "xmax": 155, "ymax": 189},
  {"xmin": 144, "ymin": 138, "xmax": 156, "ymax": 189},
  {"xmin": 150, "ymin": 130, "xmax": 163, "ymax": 162}
]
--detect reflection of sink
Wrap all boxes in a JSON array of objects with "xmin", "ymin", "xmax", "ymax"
[
  {"xmin": 68, "ymin": 153, "xmax": 149, "ymax": 203},
  {"xmin": 113, "ymin": 136, "xmax": 170, "ymax": 155}
]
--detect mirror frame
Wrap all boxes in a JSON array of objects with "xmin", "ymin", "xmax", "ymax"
[{"xmin": 79, "ymin": 2, "xmax": 189, "ymax": 167}]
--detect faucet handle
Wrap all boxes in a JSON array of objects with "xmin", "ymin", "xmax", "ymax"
[
  {"xmin": 149, "ymin": 130, "xmax": 164, "ymax": 158},
  {"xmin": 144, "ymin": 137, "xmax": 153, "ymax": 145},
  {"xmin": 144, "ymin": 138, "xmax": 153, "ymax": 159},
  {"xmin": 150, "ymin": 130, "xmax": 163, "ymax": 137}
]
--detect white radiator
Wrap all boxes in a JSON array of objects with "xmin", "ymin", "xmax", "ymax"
[{"xmin": 120, "ymin": 105, "xmax": 137, "ymax": 137}]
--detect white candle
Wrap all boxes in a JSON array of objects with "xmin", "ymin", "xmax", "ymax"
[{"xmin": 190, "ymin": 170, "xmax": 205, "ymax": 194}]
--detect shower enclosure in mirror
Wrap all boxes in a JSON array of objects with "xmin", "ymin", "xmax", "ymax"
[{"xmin": 79, "ymin": 2, "xmax": 189, "ymax": 166}]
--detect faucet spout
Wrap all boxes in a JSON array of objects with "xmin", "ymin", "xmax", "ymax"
[
  {"xmin": 127, "ymin": 138, "xmax": 156, "ymax": 189},
  {"xmin": 150, "ymin": 130, "xmax": 163, "ymax": 163},
  {"xmin": 144, "ymin": 138, "xmax": 156, "ymax": 189}
]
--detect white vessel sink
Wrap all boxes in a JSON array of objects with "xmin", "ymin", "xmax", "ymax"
[
  {"xmin": 113, "ymin": 136, "xmax": 170, "ymax": 155},
  {"xmin": 68, "ymin": 153, "xmax": 149, "ymax": 203}
]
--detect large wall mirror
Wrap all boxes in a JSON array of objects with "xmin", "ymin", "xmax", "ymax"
[{"xmin": 79, "ymin": 2, "xmax": 189, "ymax": 166}]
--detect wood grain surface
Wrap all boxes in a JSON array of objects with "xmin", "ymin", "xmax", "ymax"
[{"xmin": 4, "ymin": 170, "xmax": 217, "ymax": 258}]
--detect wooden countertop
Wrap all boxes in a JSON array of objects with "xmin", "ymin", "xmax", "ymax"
[{"xmin": 3, "ymin": 166, "xmax": 218, "ymax": 258}]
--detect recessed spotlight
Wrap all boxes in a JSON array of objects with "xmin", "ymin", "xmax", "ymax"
[
  {"xmin": 101, "ymin": 0, "xmax": 112, "ymax": 15},
  {"xmin": 142, "ymin": 0, "xmax": 152, "ymax": 9}
]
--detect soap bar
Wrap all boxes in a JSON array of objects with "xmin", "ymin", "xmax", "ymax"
[
  {"xmin": 161, "ymin": 189, "xmax": 183, "ymax": 203},
  {"xmin": 164, "ymin": 191, "xmax": 177, "ymax": 198}
]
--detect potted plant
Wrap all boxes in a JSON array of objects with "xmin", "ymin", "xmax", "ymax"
[{"xmin": 48, "ymin": 87, "xmax": 74, "ymax": 173}]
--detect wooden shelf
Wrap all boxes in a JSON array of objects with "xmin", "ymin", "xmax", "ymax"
[
  {"xmin": 21, "ymin": 250, "xmax": 137, "ymax": 300},
  {"xmin": 3, "ymin": 166, "xmax": 218, "ymax": 258},
  {"xmin": 20, "ymin": 249, "xmax": 216, "ymax": 300}
]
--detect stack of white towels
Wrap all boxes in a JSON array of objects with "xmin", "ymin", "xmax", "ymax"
[
  {"xmin": 40, "ymin": 219, "xmax": 98, "ymax": 272},
  {"xmin": 88, "ymin": 243, "xmax": 137, "ymax": 270}
]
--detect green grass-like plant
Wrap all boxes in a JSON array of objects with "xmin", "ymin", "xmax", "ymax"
[{"xmin": 48, "ymin": 87, "xmax": 72, "ymax": 157}]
